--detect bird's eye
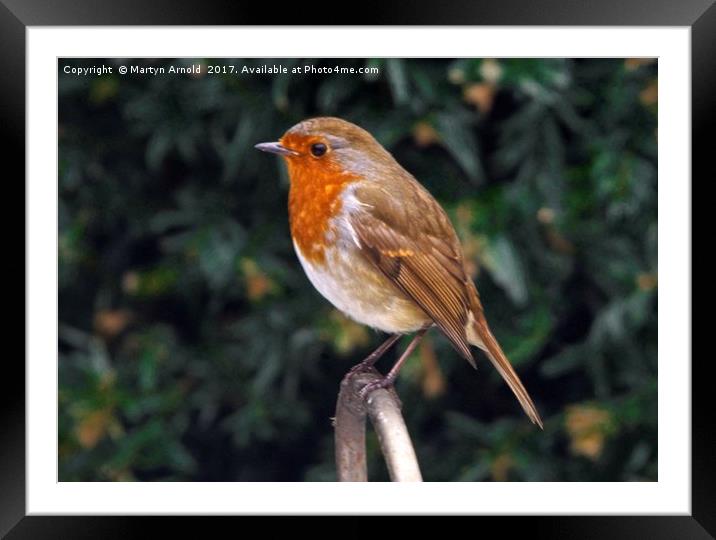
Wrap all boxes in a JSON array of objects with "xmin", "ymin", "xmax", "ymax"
[{"xmin": 310, "ymin": 143, "xmax": 327, "ymax": 157}]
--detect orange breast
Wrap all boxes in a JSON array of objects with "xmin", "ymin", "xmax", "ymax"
[{"xmin": 287, "ymin": 160, "xmax": 358, "ymax": 264}]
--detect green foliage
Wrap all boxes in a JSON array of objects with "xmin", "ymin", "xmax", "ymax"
[{"xmin": 58, "ymin": 58, "xmax": 657, "ymax": 481}]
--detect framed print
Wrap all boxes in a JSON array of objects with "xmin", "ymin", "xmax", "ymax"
[{"xmin": 3, "ymin": 0, "xmax": 711, "ymax": 537}]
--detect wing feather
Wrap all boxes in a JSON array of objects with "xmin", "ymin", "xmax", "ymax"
[
  {"xmin": 347, "ymin": 181, "xmax": 542, "ymax": 426},
  {"xmin": 350, "ymin": 204, "xmax": 475, "ymax": 364}
]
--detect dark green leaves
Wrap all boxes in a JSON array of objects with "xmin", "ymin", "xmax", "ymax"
[{"xmin": 58, "ymin": 58, "xmax": 657, "ymax": 482}]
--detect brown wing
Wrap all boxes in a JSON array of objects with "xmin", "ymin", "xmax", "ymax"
[{"xmin": 350, "ymin": 183, "xmax": 476, "ymax": 365}]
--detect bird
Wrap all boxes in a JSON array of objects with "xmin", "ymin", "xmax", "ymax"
[{"xmin": 256, "ymin": 117, "xmax": 543, "ymax": 428}]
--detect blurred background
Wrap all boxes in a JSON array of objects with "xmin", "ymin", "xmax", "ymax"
[{"xmin": 58, "ymin": 58, "xmax": 657, "ymax": 481}]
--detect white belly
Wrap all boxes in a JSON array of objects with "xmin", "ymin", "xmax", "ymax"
[{"xmin": 293, "ymin": 239, "xmax": 429, "ymax": 335}]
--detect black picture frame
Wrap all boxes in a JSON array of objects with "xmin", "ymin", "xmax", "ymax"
[{"xmin": 3, "ymin": 1, "xmax": 710, "ymax": 538}]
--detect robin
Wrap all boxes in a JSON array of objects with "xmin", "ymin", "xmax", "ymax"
[{"xmin": 256, "ymin": 117, "xmax": 543, "ymax": 428}]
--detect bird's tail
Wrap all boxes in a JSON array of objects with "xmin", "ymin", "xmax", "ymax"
[{"xmin": 466, "ymin": 286, "xmax": 544, "ymax": 429}]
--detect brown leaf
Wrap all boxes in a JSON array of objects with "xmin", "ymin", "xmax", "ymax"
[
  {"xmin": 491, "ymin": 453, "xmax": 514, "ymax": 482},
  {"xmin": 624, "ymin": 58, "xmax": 656, "ymax": 71},
  {"xmin": 412, "ymin": 121, "xmax": 440, "ymax": 148},
  {"xmin": 480, "ymin": 59, "xmax": 503, "ymax": 83},
  {"xmin": 537, "ymin": 208, "xmax": 575, "ymax": 254},
  {"xmin": 94, "ymin": 309, "xmax": 132, "ymax": 339},
  {"xmin": 122, "ymin": 271, "xmax": 140, "ymax": 294},
  {"xmin": 463, "ymin": 83, "xmax": 496, "ymax": 114},
  {"xmin": 419, "ymin": 336, "xmax": 446, "ymax": 398},
  {"xmin": 639, "ymin": 79, "xmax": 658, "ymax": 106},
  {"xmin": 545, "ymin": 229, "xmax": 575, "ymax": 255},
  {"xmin": 537, "ymin": 207, "xmax": 556, "ymax": 225},
  {"xmin": 447, "ymin": 67, "xmax": 466, "ymax": 85},
  {"xmin": 240, "ymin": 258, "xmax": 276, "ymax": 301},
  {"xmin": 565, "ymin": 404, "xmax": 612, "ymax": 460},
  {"xmin": 75, "ymin": 408, "xmax": 112, "ymax": 449},
  {"xmin": 636, "ymin": 272, "xmax": 658, "ymax": 291}
]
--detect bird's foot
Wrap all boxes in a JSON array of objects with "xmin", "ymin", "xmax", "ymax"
[
  {"xmin": 346, "ymin": 334, "xmax": 402, "ymax": 379},
  {"xmin": 358, "ymin": 375, "xmax": 395, "ymax": 401},
  {"xmin": 347, "ymin": 360, "xmax": 375, "ymax": 377}
]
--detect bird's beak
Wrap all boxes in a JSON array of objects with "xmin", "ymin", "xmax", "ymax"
[{"xmin": 254, "ymin": 141, "xmax": 299, "ymax": 156}]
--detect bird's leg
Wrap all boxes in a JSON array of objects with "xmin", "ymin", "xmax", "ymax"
[
  {"xmin": 359, "ymin": 327, "xmax": 429, "ymax": 400},
  {"xmin": 347, "ymin": 333, "xmax": 402, "ymax": 376}
]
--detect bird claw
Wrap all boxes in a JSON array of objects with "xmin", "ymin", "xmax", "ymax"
[
  {"xmin": 358, "ymin": 377, "xmax": 394, "ymax": 401},
  {"xmin": 347, "ymin": 361, "xmax": 373, "ymax": 377}
]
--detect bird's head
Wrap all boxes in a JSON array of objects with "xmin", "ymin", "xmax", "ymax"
[{"xmin": 255, "ymin": 117, "xmax": 396, "ymax": 181}]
